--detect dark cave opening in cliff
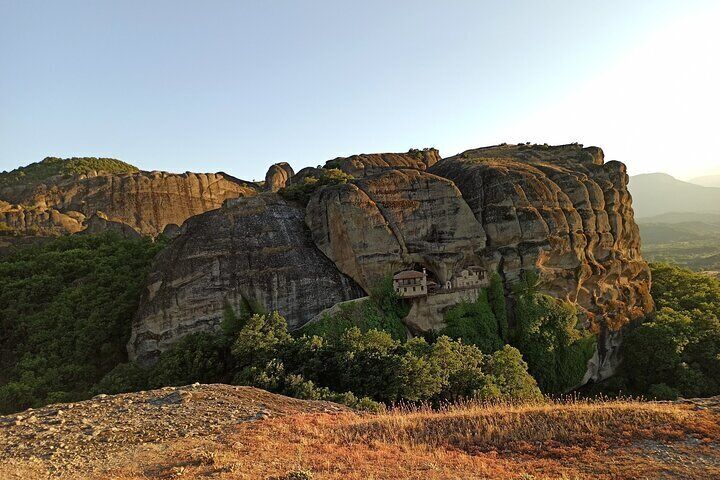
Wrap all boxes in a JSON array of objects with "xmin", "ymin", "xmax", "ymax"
[{"xmin": 405, "ymin": 263, "xmax": 440, "ymax": 293}]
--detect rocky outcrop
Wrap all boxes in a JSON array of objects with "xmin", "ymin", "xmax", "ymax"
[
  {"xmin": 305, "ymin": 168, "xmax": 486, "ymax": 291},
  {"xmin": 264, "ymin": 162, "xmax": 295, "ymax": 192},
  {"xmin": 288, "ymin": 166, "xmax": 324, "ymax": 186},
  {"xmin": 582, "ymin": 329, "xmax": 623, "ymax": 385},
  {"xmin": 129, "ymin": 193, "xmax": 364, "ymax": 364},
  {"xmin": 0, "ymin": 169, "xmax": 260, "ymax": 238},
  {"xmin": 0, "ymin": 200, "xmax": 85, "ymax": 237},
  {"xmin": 324, "ymin": 149, "xmax": 440, "ymax": 178},
  {"xmin": 428, "ymin": 143, "xmax": 653, "ymax": 330},
  {"xmin": 0, "ymin": 384, "xmax": 348, "ymax": 470},
  {"xmin": 4, "ymin": 147, "xmax": 653, "ymax": 383},
  {"xmin": 404, "ymin": 288, "xmax": 483, "ymax": 334},
  {"xmin": 79, "ymin": 213, "xmax": 143, "ymax": 239}
]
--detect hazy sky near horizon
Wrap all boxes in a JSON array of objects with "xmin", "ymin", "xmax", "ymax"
[{"xmin": 1, "ymin": 0, "xmax": 719, "ymax": 181}]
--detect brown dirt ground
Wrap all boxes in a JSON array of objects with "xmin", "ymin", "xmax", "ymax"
[{"xmin": 1, "ymin": 385, "xmax": 719, "ymax": 479}]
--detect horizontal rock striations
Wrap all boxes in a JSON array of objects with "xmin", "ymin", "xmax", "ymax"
[
  {"xmin": 8, "ymin": 147, "xmax": 651, "ymax": 381},
  {"xmin": 0, "ymin": 164, "xmax": 260, "ymax": 240},
  {"xmin": 428, "ymin": 143, "xmax": 653, "ymax": 329},
  {"xmin": 323, "ymin": 149, "xmax": 440, "ymax": 178},
  {"xmin": 128, "ymin": 193, "xmax": 364, "ymax": 364},
  {"xmin": 305, "ymin": 168, "xmax": 486, "ymax": 291}
]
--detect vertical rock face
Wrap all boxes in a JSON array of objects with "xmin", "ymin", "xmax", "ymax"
[
  {"xmin": 323, "ymin": 149, "xmax": 441, "ymax": 178},
  {"xmin": 128, "ymin": 193, "xmax": 364, "ymax": 365},
  {"xmin": 305, "ymin": 168, "xmax": 486, "ymax": 291},
  {"xmin": 0, "ymin": 171, "xmax": 260, "ymax": 237},
  {"xmin": 428, "ymin": 143, "xmax": 653, "ymax": 329}
]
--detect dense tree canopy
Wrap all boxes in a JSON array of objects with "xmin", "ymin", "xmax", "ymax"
[
  {"xmin": 100, "ymin": 310, "xmax": 542, "ymax": 410},
  {"xmin": 0, "ymin": 233, "xmax": 164, "ymax": 414},
  {"xmin": 612, "ymin": 263, "xmax": 720, "ymax": 399}
]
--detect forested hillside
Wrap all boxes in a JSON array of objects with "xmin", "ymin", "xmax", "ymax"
[{"xmin": 0, "ymin": 234, "xmax": 164, "ymax": 413}]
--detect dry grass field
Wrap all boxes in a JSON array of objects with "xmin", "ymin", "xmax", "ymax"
[{"xmin": 1, "ymin": 386, "xmax": 719, "ymax": 479}]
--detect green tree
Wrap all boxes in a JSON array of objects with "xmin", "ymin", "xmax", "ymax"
[
  {"xmin": 439, "ymin": 290, "xmax": 504, "ymax": 353},
  {"xmin": 511, "ymin": 292, "xmax": 595, "ymax": 394},
  {"xmin": 232, "ymin": 312, "xmax": 293, "ymax": 369},
  {"xmin": 609, "ymin": 264, "xmax": 720, "ymax": 399},
  {"xmin": 485, "ymin": 345, "xmax": 544, "ymax": 401},
  {"xmin": 148, "ymin": 333, "xmax": 230, "ymax": 388},
  {"xmin": 488, "ymin": 272, "xmax": 509, "ymax": 341},
  {"xmin": 278, "ymin": 168, "xmax": 354, "ymax": 206}
]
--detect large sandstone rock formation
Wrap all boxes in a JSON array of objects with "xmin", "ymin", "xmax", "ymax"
[
  {"xmin": 428, "ymin": 143, "xmax": 653, "ymax": 331},
  {"xmin": 0, "ymin": 200, "xmax": 85, "ymax": 237},
  {"xmin": 0, "ymin": 166, "xmax": 259, "ymax": 241},
  {"xmin": 305, "ymin": 168, "xmax": 486, "ymax": 291},
  {"xmin": 103, "ymin": 144, "xmax": 651, "ymax": 383},
  {"xmin": 79, "ymin": 213, "xmax": 144, "ymax": 239},
  {"xmin": 129, "ymin": 193, "xmax": 364, "ymax": 364},
  {"xmin": 264, "ymin": 162, "xmax": 295, "ymax": 192},
  {"xmin": 324, "ymin": 149, "xmax": 440, "ymax": 178}
]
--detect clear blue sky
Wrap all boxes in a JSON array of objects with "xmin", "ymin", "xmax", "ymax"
[{"xmin": 1, "ymin": 0, "xmax": 718, "ymax": 180}]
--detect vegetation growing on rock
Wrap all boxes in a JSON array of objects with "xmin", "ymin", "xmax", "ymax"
[
  {"xmin": 439, "ymin": 290, "xmax": 504, "ymax": 354},
  {"xmin": 512, "ymin": 290, "xmax": 596, "ymax": 394},
  {"xmin": 438, "ymin": 272, "xmax": 595, "ymax": 395},
  {"xmin": 0, "ymin": 156, "xmax": 139, "ymax": 189},
  {"xmin": 301, "ymin": 276, "xmax": 408, "ymax": 341},
  {"xmin": 278, "ymin": 168, "xmax": 354, "ymax": 206}
]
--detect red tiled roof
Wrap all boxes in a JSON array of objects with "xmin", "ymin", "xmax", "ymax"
[{"xmin": 393, "ymin": 270, "xmax": 424, "ymax": 280}]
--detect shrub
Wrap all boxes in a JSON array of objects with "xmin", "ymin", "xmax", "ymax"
[
  {"xmin": 369, "ymin": 273, "xmax": 411, "ymax": 323},
  {"xmin": 148, "ymin": 332, "xmax": 231, "ymax": 388},
  {"xmin": 301, "ymin": 275, "xmax": 408, "ymax": 342},
  {"xmin": 647, "ymin": 383, "xmax": 680, "ymax": 401},
  {"xmin": 650, "ymin": 262, "xmax": 720, "ymax": 318},
  {"xmin": 232, "ymin": 313, "xmax": 541, "ymax": 405},
  {"xmin": 484, "ymin": 345, "xmax": 544, "ymax": 402},
  {"xmin": 621, "ymin": 308, "xmax": 720, "ymax": 398},
  {"xmin": 278, "ymin": 168, "xmax": 353, "ymax": 206},
  {"xmin": 301, "ymin": 298, "xmax": 407, "ymax": 342},
  {"xmin": 232, "ymin": 312, "xmax": 293, "ymax": 369},
  {"xmin": 439, "ymin": 290, "xmax": 504, "ymax": 354},
  {"xmin": 93, "ymin": 362, "xmax": 149, "ymax": 395},
  {"xmin": 0, "ymin": 382, "xmax": 35, "ymax": 414}
]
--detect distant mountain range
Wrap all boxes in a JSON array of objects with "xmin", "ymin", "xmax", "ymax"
[
  {"xmin": 690, "ymin": 174, "xmax": 720, "ymax": 188},
  {"xmin": 630, "ymin": 173, "xmax": 720, "ymax": 271},
  {"xmin": 629, "ymin": 173, "xmax": 720, "ymax": 219}
]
